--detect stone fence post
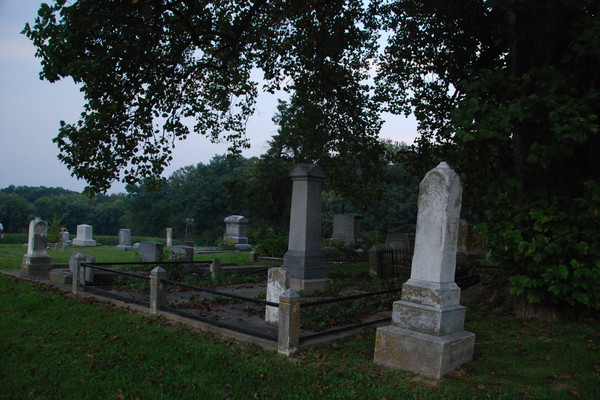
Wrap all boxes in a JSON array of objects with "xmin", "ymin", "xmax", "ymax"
[
  {"xmin": 70, "ymin": 253, "xmax": 95, "ymax": 294},
  {"xmin": 210, "ymin": 259, "xmax": 222, "ymax": 280},
  {"xmin": 277, "ymin": 289, "xmax": 301, "ymax": 356},
  {"xmin": 150, "ymin": 266, "xmax": 167, "ymax": 314}
]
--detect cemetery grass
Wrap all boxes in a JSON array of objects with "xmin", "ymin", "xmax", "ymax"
[
  {"xmin": 0, "ymin": 243, "xmax": 259, "ymax": 269},
  {"xmin": 0, "ymin": 249, "xmax": 598, "ymax": 399}
]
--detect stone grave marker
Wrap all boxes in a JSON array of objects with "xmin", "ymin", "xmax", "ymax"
[
  {"xmin": 331, "ymin": 213, "xmax": 363, "ymax": 245},
  {"xmin": 373, "ymin": 162, "xmax": 475, "ymax": 379},
  {"xmin": 166, "ymin": 227, "xmax": 173, "ymax": 248},
  {"xmin": 59, "ymin": 230, "xmax": 71, "ymax": 247},
  {"xmin": 140, "ymin": 241, "xmax": 164, "ymax": 263},
  {"xmin": 116, "ymin": 229, "xmax": 132, "ymax": 251},
  {"xmin": 73, "ymin": 224, "xmax": 96, "ymax": 247},
  {"xmin": 184, "ymin": 218, "xmax": 194, "ymax": 248},
  {"xmin": 21, "ymin": 217, "xmax": 52, "ymax": 278},
  {"xmin": 281, "ymin": 164, "xmax": 327, "ymax": 294},
  {"xmin": 224, "ymin": 215, "xmax": 252, "ymax": 250}
]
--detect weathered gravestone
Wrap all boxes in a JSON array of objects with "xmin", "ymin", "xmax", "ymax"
[
  {"xmin": 331, "ymin": 214, "xmax": 363, "ymax": 245},
  {"xmin": 265, "ymin": 267, "xmax": 290, "ymax": 324},
  {"xmin": 72, "ymin": 224, "xmax": 96, "ymax": 247},
  {"xmin": 373, "ymin": 162, "xmax": 475, "ymax": 379},
  {"xmin": 281, "ymin": 164, "xmax": 327, "ymax": 294},
  {"xmin": 224, "ymin": 215, "xmax": 252, "ymax": 250},
  {"xmin": 21, "ymin": 217, "xmax": 52, "ymax": 278},
  {"xmin": 116, "ymin": 229, "xmax": 132, "ymax": 251},
  {"xmin": 140, "ymin": 241, "xmax": 164, "ymax": 263},
  {"xmin": 184, "ymin": 218, "xmax": 194, "ymax": 248}
]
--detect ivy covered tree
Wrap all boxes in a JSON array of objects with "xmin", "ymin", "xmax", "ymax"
[
  {"xmin": 377, "ymin": 0, "xmax": 600, "ymax": 310},
  {"xmin": 24, "ymin": 0, "xmax": 384, "ymax": 197}
]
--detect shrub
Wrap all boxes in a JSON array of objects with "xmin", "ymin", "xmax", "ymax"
[{"xmin": 479, "ymin": 180, "xmax": 600, "ymax": 310}]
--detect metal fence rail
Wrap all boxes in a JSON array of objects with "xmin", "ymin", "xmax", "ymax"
[
  {"xmin": 164, "ymin": 306, "xmax": 278, "ymax": 342},
  {"xmin": 162, "ymin": 279, "xmax": 278, "ymax": 307}
]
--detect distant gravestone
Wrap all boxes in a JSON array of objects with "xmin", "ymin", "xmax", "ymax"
[
  {"xmin": 373, "ymin": 162, "xmax": 475, "ymax": 379},
  {"xmin": 116, "ymin": 229, "xmax": 132, "ymax": 251},
  {"xmin": 21, "ymin": 217, "xmax": 52, "ymax": 278},
  {"xmin": 457, "ymin": 219, "xmax": 486, "ymax": 259},
  {"xmin": 331, "ymin": 214, "xmax": 363, "ymax": 245},
  {"xmin": 170, "ymin": 245, "xmax": 193, "ymax": 262},
  {"xmin": 184, "ymin": 219, "xmax": 194, "ymax": 248},
  {"xmin": 281, "ymin": 164, "xmax": 327, "ymax": 294},
  {"xmin": 166, "ymin": 227, "xmax": 173, "ymax": 248},
  {"xmin": 73, "ymin": 224, "xmax": 96, "ymax": 247},
  {"xmin": 224, "ymin": 215, "xmax": 252, "ymax": 250},
  {"xmin": 140, "ymin": 241, "xmax": 164, "ymax": 263},
  {"xmin": 265, "ymin": 268, "xmax": 290, "ymax": 324},
  {"xmin": 59, "ymin": 231, "xmax": 72, "ymax": 247}
]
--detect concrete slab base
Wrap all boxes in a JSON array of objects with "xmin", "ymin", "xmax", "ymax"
[{"xmin": 374, "ymin": 325, "xmax": 475, "ymax": 379}]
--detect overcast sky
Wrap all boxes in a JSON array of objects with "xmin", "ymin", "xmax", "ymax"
[{"xmin": 0, "ymin": 0, "xmax": 417, "ymax": 194}]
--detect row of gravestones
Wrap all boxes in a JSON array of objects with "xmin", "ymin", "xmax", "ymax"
[
  {"xmin": 20, "ymin": 162, "xmax": 474, "ymax": 379},
  {"xmin": 52, "ymin": 214, "xmax": 254, "ymax": 252}
]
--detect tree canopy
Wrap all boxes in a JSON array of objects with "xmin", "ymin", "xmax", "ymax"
[{"xmin": 24, "ymin": 0, "xmax": 383, "ymax": 196}]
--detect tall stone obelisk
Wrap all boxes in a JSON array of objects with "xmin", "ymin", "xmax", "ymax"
[
  {"xmin": 281, "ymin": 164, "xmax": 327, "ymax": 294},
  {"xmin": 374, "ymin": 162, "xmax": 475, "ymax": 379}
]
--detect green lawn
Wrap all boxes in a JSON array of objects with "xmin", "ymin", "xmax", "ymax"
[{"xmin": 1, "ymin": 243, "xmax": 599, "ymax": 399}]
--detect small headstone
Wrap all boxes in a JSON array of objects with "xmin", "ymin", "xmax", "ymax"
[
  {"xmin": 21, "ymin": 217, "xmax": 52, "ymax": 278},
  {"xmin": 72, "ymin": 224, "xmax": 96, "ymax": 247},
  {"xmin": 140, "ymin": 241, "xmax": 164, "ymax": 263},
  {"xmin": 281, "ymin": 164, "xmax": 327, "ymax": 294},
  {"xmin": 331, "ymin": 214, "xmax": 363, "ymax": 245},
  {"xmin": 59, "ymin": 231, "xmax": 72, "ymax": 247},
  {"xmin": 374, "ymin": 162, "xmax": 475, "ymax": 379},
  {"xmin": 265, "ymin": 267, "xmax": 290, "ymax": 324},
  {"xmin": 170, "ymin": 245, "xmax": 193, "ymax": 262},
  {"xmin": 166, "ymin": 227, "xmax": 173, "ymax": 248},
  {"xmin": 224, "ymin": 215, "xmax": 252, "ymax": 250},
  {"xmin": 184, "ymin": 218, "xmax": 194, "ymax": 248},
  {"xmin": 116, "ymin": 229, "xmax": 132, "ymax": 251}
]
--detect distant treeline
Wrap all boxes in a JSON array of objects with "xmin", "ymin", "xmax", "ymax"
[{"xmin": 0, "ymin": 155, "xmax": 418, "ymax": 246}]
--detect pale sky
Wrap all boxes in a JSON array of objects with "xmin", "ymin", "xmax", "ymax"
[{"xmin": 0, "ymin": 0, "xmax": 417, "ymax": 194}]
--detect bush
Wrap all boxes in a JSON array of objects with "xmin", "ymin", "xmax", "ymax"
[
  {"xmin": 479, "ymin": 181, "xmax": 600, "ymax": 310},
  {"xmin": 254, "ymin": 233, "xmax": 288, "ymax": 258}
]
